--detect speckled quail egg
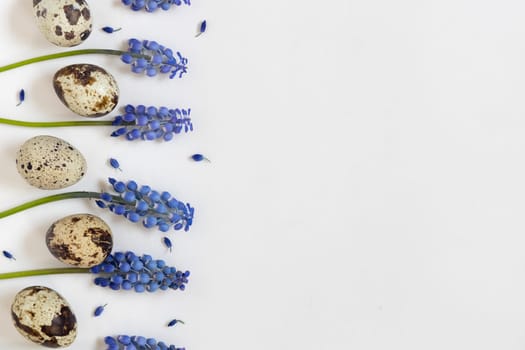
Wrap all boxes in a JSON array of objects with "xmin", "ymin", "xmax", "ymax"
[
  {"xmin": 33, "ymin": 0, "xmax": 92, "ymax": 47},
  {"xmin": 46, "ymin": 214, "xmax": 113, "ymax": 267},
  {"xmin": 16, "ymin": 135, "xmax": 87, "ymax": 190},
  {"xmin": 11, "ymin": 286, "xmax": 77, "ymax": 348},
  {"xmin": 53, "ymin": 64, "xmax": 119, "ymax": 117}
]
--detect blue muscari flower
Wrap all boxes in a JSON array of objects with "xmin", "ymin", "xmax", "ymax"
[
  {"xmin": 121, "ymin": 39, "xmax": 188, "ymax": 79},
  {"xmin": 0, "ymin": 38, "xmax": 187, "ymax": 80},
  {"xmin": 111, "ymin": 104, "xmax": 193, "ymax": 141},
  {"xmin": 0, "ymin": 177, "xmax": 194, "ymax": 233},
  {"xmin": 105, "ymin": 334, "xmax": 186, "ymax": 350},
  {"xmin": 91, "ymin": 251, "xmax": 190, "ymax": 293},
  {"xmin": 96, "ymin": 178, "xmax": 194, "ymax": 232},
  {"xmin": 0, "ymin": 103, "xmax": 193, "ymax": 142},
  {"xmin": 121, "ymin": 0, "xmax": 191, "ymax": 12}
]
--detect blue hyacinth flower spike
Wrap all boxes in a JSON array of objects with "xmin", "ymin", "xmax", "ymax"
[
  {"xmin": 0, "ymin": 38, "xmax": 188, "ymax": 79},
  {"xmin": 0, "ymin": 104, "xmax": 193, "ymax": 143},
  {"xmin": 0, "ymin": 251, "xmax": 190, "ymax": 295},
  {"xmin": 0, "ymin": 177, "xmax": 194, "ymax": 233},
  {"xmin": 91, "ymin": 252, "xmax": 190, "ymax": 293},
  {"xmin": 105, "ymin": 335, "xmax": 185, "ymax": 350},
  {"xmin": 121, "ymin": 0, "xmax": 191, "ymax": 12}
]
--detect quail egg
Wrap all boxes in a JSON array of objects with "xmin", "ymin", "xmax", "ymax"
[
  {"xmin": 33, "ymin": 0, "xmax": 92, "ymax": 47},
  {"xmin": 46, "ymin": 214, "xmax": 113, "ymax": 267},
  {"xmin": 11, "ymin": 286, "xmax": 77, "ymax": 348},
  {"xmin": 53, "ymin": 63, "xmax": 119, "ymax": 117},
  {"xmin": 16, "ymin": 135, "xmax": 87, "ymax": 190}
]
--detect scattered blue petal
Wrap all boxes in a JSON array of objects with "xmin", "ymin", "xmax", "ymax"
[
  {"xmin": 16, "ymin": 89, "xmax": 25, "ymax": 106},
  {"xmin": 94, "ymin": 304, "xmax": 108, "ymax": 317},
  {"xmin": 102, "ymin": 26, "xmax": 122, "ymax": 33},
  {"xmin": 196, "ymin": 20, "xmax": 207, "ymax": 37},
  {"xmin": 167, "ymin": 318, "xmax": 185, "ymax": 327},
  {"xmin": 163, "ymin": 236, "xmax": 172, "ymax": 252},
  {"xmin": 2, "ymin": 250, "xmax": 15, "ymax": 260},
  {"xmin": 191, "ymin": 154, "xmax": 211, "ymax": 162},
  {"xmin": 109, "ymin": 158, "xmax": 122, "ymax": 171}
]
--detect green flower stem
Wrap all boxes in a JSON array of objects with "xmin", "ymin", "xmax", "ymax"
[
  {"xmin": 0, "ymin": 191, "xmax": 101, "ymax": 219},
  {"xmin": 0, "ymin": 117, "xmax": 113, "ymax": 128},
  {"xmin": 0, "ymin": 49, "xmax": 149, "ymax": 73},
  {"xmin": 0, "ymin": 268, "xmax": 90, "ymax": 280}
]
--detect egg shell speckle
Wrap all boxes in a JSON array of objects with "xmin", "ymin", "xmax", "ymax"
[
  {"xmin": 33, "ymin": 0, "xmax": 92, "ymax": 47},
  {"xmin": 16, "ymin": 135, "xmax": 87, "ymax": 190},
  {"xmin": 11, "ymin": 286, "xmax": 77, "ymax": 348},
  {"xmin": 46, "ymin": 214, "xmax": 113, "ymax": 267},
  {"xmin": 53, "ymin": 64, "xmax": 119, "ymax": 117}
]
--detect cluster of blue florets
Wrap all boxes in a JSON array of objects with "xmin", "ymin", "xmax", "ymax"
[
  {"xmin": 91, "ymin": 251, "xmax": 190, "ymax": 293},
  {"xmin": 121, "ymin": 0, "xmax": 190, "ymax": 12},
  {"xmin": 95, "ymin": 178, "xmax": 194, "ymax": 232},
  {"xmin": 121, "ymin": 39, "xmax": 188, "ymax": 78},
  {"xmin": 111, "ymin": 104, "xmax": 193, "ymax": 141},
  {"xmin": 105, "ymin": 335, "xmax": 185, "ymax": 350}
]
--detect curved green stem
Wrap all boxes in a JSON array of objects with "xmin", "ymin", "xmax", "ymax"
[
  {"xmin": 0, "ymin": 49, "xmax": 128, "ymax": 72},
  {"xmin": 0, "ymin": 268, "xmax": 90, "ymax": 280},
  {"xmin": 0, "ymin": 117, "xmax": 113, "ymax": 128},
  {"xmin": 0, "ymin": 191, "xmax": 101, "ymax": 219}
]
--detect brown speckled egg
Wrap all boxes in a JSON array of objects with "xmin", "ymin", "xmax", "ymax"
[
  {"xmin": 53, "ymin": 64, "xmax": 119, "ymax": 117},
  {"xmin": 46, "ymin": 214, "xmax": 113, "ymax": 267},
  {"xmin": 16, "ymin": 135, "xmax": 87, "ymax": 190},
  {"xmin": 11, "ymin": 286, "xmax": 77, "ymax": 348},
  {"xmin": 33, "ymin": 0, "xmax": 92, "ymax": 47}
]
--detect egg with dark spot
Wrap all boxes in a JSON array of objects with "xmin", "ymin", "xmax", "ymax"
[
  {"xmin": 16, "ymin": 135, "xmax": 87, "ymax": 190},
  {"xmin": 33, "ymin": 0, "xmax": 92, "ymax": 47},
  {"xmin": 46, "ymin": 214, "xmax": 113, "ymax": 267},
  {"xmin": 11, "ymin": 286, "xmax": 77, "ymax": 348},
  {"xmin": 53, "ymin": 64, "xmax": 119, "ymax": 117}
]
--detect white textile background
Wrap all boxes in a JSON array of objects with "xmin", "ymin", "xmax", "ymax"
[{"xmin": 0, "ymin": 0, "xmax": 525, "ymax": 349}]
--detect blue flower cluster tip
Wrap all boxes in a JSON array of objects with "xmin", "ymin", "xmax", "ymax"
[
  {"xmin": 91, "ymin": 251, "xmax": 190, "ymax": 293},
  {"xmin": 105, "ymin": 335, "xmax": 185, "ymax": 350},
  {"xmin": 111, "ymin": 104, "xmax": 193, "ymax": 141},
  {"xmin": 121, "ymin": 0, "xmax": 191, "ymax": 12},
  {"xmin": 95, "ymin": 178, "xmax": 194, "ymax": 232},
  {"xmin": 121, "ymin": 39, "xmax": 188, "ymax": 78}
]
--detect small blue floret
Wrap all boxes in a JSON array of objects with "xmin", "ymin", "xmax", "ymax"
[
  {"xmin": 191, "ymin": 153, "xmax": 211, "ymax": 162},
  {"xmin": 94, "ymin": 304, "xmax": 107, "ymax": 317},
  {"xmin": 196, "ymin": 20, "xmax": 207, "ymax": 37},
  {"xmin": 109, "ymin": 158, "xmax": 121, "ymax": 170},
  {"xmin": 121, "ymin": 0, "xmax": 190, "ymax": 12},
  {"xmin": 102, "ymin": 26, "xmax": 122, "ymax": 33},
  {"xmin": 163, "ymin": 236, "xmax": 172, "ymax": 251},
  {"xmin": 2, "ymin": 250, "xmax": 15, "ymax": 260},
  {"xmin": 16, "ymin": 89, "xmax": 25, "ymax": 106}
]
